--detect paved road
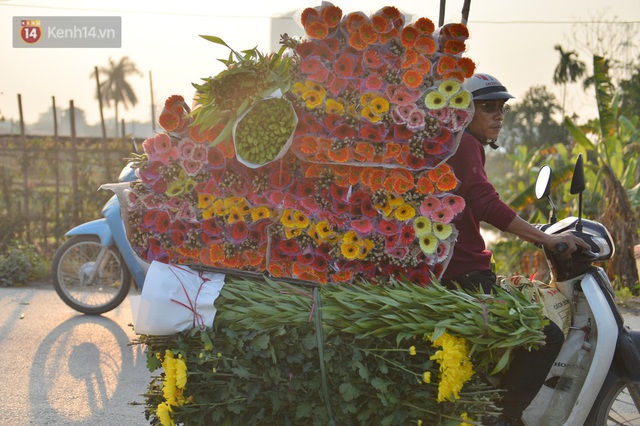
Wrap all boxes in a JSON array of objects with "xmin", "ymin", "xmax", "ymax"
[
  {"xmin": 1, "ymin": 281, "xmax": 639, "ymax": 426},
  {"xmin": 0, "ymin": 281, "xmax": 152, "ymax": 426}
]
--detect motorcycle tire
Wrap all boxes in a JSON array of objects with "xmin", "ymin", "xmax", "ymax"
[
  {"xmin": 586, "ymin": 369, "xmax": 640, "ymax": 425},
  {"xmin": 51, "ymin": 235, "xmax": 132, "ymax": 315}
]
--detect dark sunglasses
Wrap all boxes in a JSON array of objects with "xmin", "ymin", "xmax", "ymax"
[{"xmin": 475, "ymin": 101, "xmax": 511, "ymax": 114}]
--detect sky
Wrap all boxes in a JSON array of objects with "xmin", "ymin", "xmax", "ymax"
[{"xmin": 0, "ymin": 0, "xmax": 639, "ymax": 136}]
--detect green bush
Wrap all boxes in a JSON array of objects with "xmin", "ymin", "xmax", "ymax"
[{"xmin": 0, "ymin": 241, "xmax": 47, "ymax": 287}]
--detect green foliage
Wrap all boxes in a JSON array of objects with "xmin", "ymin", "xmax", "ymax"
[
  {"xmin": 131, "ymin": 277, "xmax": 549, "ymax": 425},
  {"xmin": 0, "ymin": 240, "xmax": 47, "ymax": 287},
  {"xmin": 191, "ymin": 36, "xmax": 297, "ymax": 146},
  {"xmin": 564, "ymin": 55, "xmax": 640, "ymax": 291}
]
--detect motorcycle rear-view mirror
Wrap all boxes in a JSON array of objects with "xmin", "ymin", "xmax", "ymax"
[
  {"xmin": 570, "ymin": 154, "xmax": 585, "ymax": 231},
  {"xmin": 570, "ymin": 153, "xmax": 586, "ymax": 194},
  {"xmin": 535, "ymin": 165, "xmax": 552, "ymax": 200},
  {"xmin": 535, "ymin": 165, "xmax": 557, "ymax": 223}
]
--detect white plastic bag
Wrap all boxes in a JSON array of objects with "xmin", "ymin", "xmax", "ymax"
[{"xmin": 130, "ymin": 261, "xmax": 225, "ymax": 335}]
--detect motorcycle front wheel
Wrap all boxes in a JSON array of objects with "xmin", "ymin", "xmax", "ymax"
[
  {"xmin": 51, "ymin": 235, "xmax": 132, "ymax": 315},
  {"xmin": 586, "ymin": 370, "xmax": 640, "ymax": 425}
]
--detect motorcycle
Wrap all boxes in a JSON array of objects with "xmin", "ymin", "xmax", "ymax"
[
  {"xmin": 521, "ymin": 154, "xmax": 640, "ymax": 425},
  {"xmin": 50, "ymin": 162, "xmax": 148, "ymax": 315}
]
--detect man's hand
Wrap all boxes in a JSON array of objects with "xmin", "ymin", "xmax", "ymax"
[{"xmin": 543, "ymin": 232, "xmax": 590, "ymax": 258}]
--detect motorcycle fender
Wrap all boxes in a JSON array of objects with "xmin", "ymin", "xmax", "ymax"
[
  {"xmin": 564, "ymin": 274, "xmax": 619, "ymax": 425},
  {"xmin": 65, "ymin": 218, "xmax": 115, "ymax": 246},
  {"xmin": 617, "ymin": 326, "xmax": 640, "ymax": 382}
]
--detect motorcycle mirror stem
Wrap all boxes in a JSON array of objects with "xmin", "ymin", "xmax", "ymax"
[
  {"xmin": 570, "ymin": 154, "xmax": 586, "ymax": 232},
  {"xmin": 535, "ymin": 165, "xmax": 557, "ymax": 224}
]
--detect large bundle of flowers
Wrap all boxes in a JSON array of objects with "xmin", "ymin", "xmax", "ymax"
[
  {"xmin": 132, "ymin": 277, "xmax": 548, "ymax": 425},
  {"xmin": 126, "ymin": 2, "xmax": 477, "ymax": 286},
  {"xmin": 121, "ymin": 4, "xmax": 548, "ymax": 425}
]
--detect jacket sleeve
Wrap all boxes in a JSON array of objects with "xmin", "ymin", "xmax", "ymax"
[{"xmin": 448, "ymin": 135, "xmax": 517, "ymax": 231}]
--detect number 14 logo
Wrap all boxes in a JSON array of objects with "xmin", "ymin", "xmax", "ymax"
[{"xmin": 20, "ymin": 20, "xmax": 42, "ymax": 44}]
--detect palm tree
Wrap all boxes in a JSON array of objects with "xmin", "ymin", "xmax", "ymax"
[
  {"xmin": 553, "ymin": 45, "xmax": 586, "ymax": 120},
  {"xmin": 95, "ymin": 56, "xmax": 142, "ymax": 136}
]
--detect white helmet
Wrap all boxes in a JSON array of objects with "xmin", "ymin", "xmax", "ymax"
[{"xmin": 463, "ymin": 73, "xmax": 514, "ymax": 100}]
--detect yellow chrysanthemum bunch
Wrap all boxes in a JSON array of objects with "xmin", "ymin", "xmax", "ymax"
[
  {"xmin": 430, "ymin": 332, "xmax": 474, "ymax": 402},
  {"xmin": 157, "ymin": 350, "xmax": 189, "ymax": 426}
]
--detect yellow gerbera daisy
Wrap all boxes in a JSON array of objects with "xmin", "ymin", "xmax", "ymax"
[
  {"xmin": 419, "ymin": 234, "xmax": 438, "ymax": 254},
  {"xmin": 285, "ymin": 227, "xmax": 303, "ymax": 239},
  {"xmin": 340, "ymin": 242, "xmax": 362, "ymax": 260},
  {"xmin": 413, "ymin": 216, "xmax": 432, "ymax": 237},
  {"xmin": 293, "ymin": 210, "xmax": 310, "ymax": 229},
  {"xmin": 280, "ymin": 209, "xmax": 296, "ymax": 228},
  {"xmin": 424, "ymin": 91, "xmax": 447, "ymax": 110},
  {"xmin": 433, "ymin": 222, "xmax": 453, "ymax": 240},
  {"xmin": 394, "ymin": 204, "xmax": 417, "ymax": 221},
  {"xmin": 316, "ymin": 220, "xmax": 335, "ymax": 240},
  {"xmin": 370, "ymin": 96, "xmax": 390, "ymax": 114},
  {"xmin": 325, "ymin": 98, "xmax": 345, "ymax": 115},
  {"xmin": 449, "ymin": 90, "xmax": 471, "ymax": 109},
  {"xmin": 250, "ymin": 206, "xmax": 271, "ymax": 221},
  {"xmin": 437, "ymin": 80, "xmax": 461, "ymax": 97}
]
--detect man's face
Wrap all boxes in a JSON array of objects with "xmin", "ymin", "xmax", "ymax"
[{"xmin": 466, "ymin": 100, "xmax": 510, "ymax": 142}]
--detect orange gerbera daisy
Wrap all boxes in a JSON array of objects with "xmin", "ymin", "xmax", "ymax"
[
  {"xmin": 414, "ymin": 36, "xmax": 436, "ymax": 55},
  {"xmin": 456, "ymin": 57, "xmax": 476, "ymax": 78},
  {"xmin": 400, "ymin": 26, "xmax": 419, "ymax": 48},
  {"xmin": 321, "ymin": 4, "xmax": 342, "ymax": 28},
  {"xmin": 379, "ymin": 27, "xmax": 399, "ymax": 44},
  {"xmin": 443, "ymin": 39, "xmax": 466, "ymax": 55},
  {"xmin": 347, "ymin": 32, "xmax": 367, "ymax": 50},
  {"xmin": 402, "ymin": 69, "xmax": 423, "ymax": 89},
  {"xmin": 306, "ymin": 21, "xmax": 329, "ymax": 39},
  {"xmin": 158, "ymin": 111, "xmax": 179, "ymax": 132},
  {"xmin": 401, "ymin": 48, "xmax": 419, "ymax": 69},
  {"xmin": 414, "ymin": 17, "xmax": 435, "ymax": 34},
  {"xmin": 371, "ymin": 14, "xmax": 392, "ymax": 33},
  {"xmin": 354, "ymin": 143, "xmax": 375, "ymax": 161},
  {"xmin": 344, "ymin": 11, "xmax": 368, "ymax": 33},
  {"xmin": 331, "ymin": 270, "xmax": 354, "ymax": 283},
  {"xmin": 436, "ymin": 171, "xmax": 458, "ymax": 192},
  {"xmin": 327, "ymin": 147, "xmax": 350, "ymax": 163},
  {"xmin": 359, "ymin": 22, "xmax": 378, "ymax": 44},
  {"xmin": 441, "ymin": 23, "xmax": 469, "ymax": 39},
  {"xmin": 436, "ymin": 56, "xmax": 457, "ymax": 75},
  {"xmin": 414, "ymin": 57, "xmax": 432, "ymax": 75},
  {"xmin": 428, "ymin": 163, "xmax": 453, "ymax": 182},
  {"xmin": 383, "ymin": 143, "xmax": 401, "ymax": 160},
  {"xmin": 368, "ymin": 169, "xmax": 386, "ymax": 191},
  {"xmin": 416, "ymin": 176, "xmax": 436, "ymax": 194},
  {"xmin": 188, "ymin": 124, "xmax": 206, "ymax": 143},
  {"xmin": 297, "ymin": 135, "xmax": 318, "ymax": 154},
  {"xmin": 300, "ymin": 7, "xmax": 320, "ymax": 27}
]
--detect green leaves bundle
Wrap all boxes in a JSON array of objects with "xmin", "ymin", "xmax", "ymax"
[{"xmin": 132, "ymin": 276, "xmax": 547, "ymax": 425}]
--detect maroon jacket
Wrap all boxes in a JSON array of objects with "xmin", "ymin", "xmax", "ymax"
[{"xmin": 442, "ymin": 132, "xmax": 517, "ymax": 280}]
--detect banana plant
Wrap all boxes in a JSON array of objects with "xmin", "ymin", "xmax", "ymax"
[{"xmin": 564, "ymin": 55, "xmax": 640, "ymax": 292}]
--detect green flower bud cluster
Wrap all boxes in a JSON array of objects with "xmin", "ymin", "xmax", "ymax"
[{"xmin": 235, "ymin": 98, "xmax": 296, "ymax": 165}]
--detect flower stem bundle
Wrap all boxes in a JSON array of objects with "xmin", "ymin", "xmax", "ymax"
[{"xmin": 132, "ymin": 276, "xmax": 546, "ymax": 425}]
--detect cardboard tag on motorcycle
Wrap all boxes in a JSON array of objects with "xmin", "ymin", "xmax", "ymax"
[
  {"xmin": 498, "ymin": 275, "xmax": 572, "ymax": 337},
  {"xmin": 130, "ymin": 261, "xmax": 225, "ymax": 335}
]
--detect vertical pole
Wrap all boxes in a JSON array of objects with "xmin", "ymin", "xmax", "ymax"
[
  {"xmin": 52, "ymin": 96, "xmax": 61, "ymax": 243},
  {"xmin": 95, "ymin": 66, "xmax": 110, "ymax": 182},
  {"xmin": 18, "ymin": 94, "xmax": 30, "ymax": 242},
  {"xmin": 70, "ymin": 100, "xmax": 80, "ymax": 225},
  {"xmin": 461, "ymin": 0, "xmax": 471, "ymax": 25},
  {"xmin": 95, "ymin": 66, "xmax": 107, "ymax": 139},
  {"xmin": 149, "ymin": 70, "xmax": 156, "ymax": 133},
  {"xmin": 439, "ymin": 0, "xmax": 446, "ymax": 27}
]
